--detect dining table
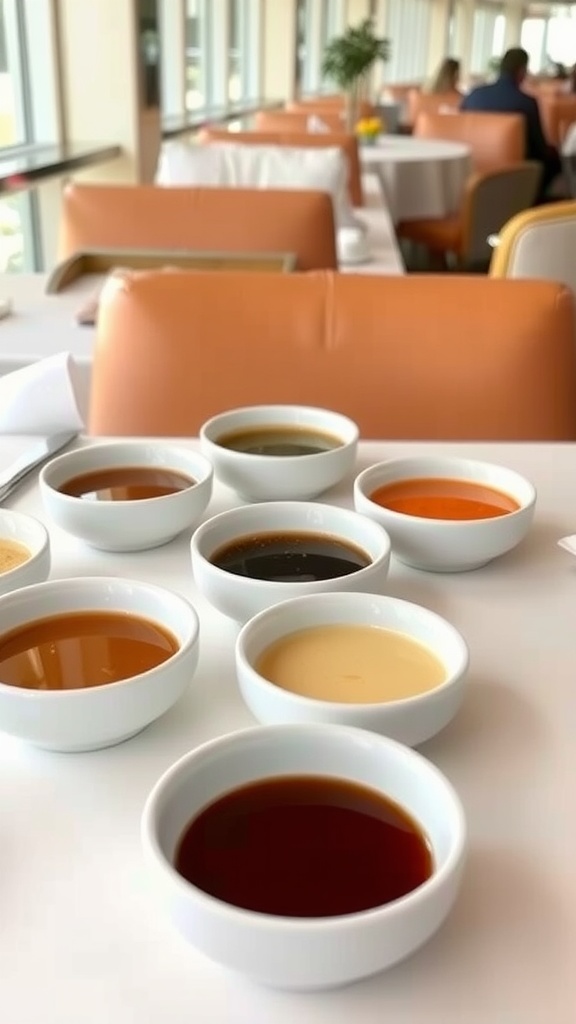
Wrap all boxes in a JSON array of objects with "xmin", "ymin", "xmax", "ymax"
[
  {"xmin": 359, "ymin": 136, "xmax": 471, "ymax": 223},
  {"xmin": 0, "ymin": 436, "xmax": 573, "ymax": 1024}
]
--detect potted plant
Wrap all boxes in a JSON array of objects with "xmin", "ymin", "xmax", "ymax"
[{"xmin": 321, "ymin": 19, "xmax": 391, "ymax": 132}]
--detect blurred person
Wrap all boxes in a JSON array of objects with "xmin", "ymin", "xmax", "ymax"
[
  {"xmin": 461, "ymin": 47, "xmax": 562, "ymax": 201},
  {"xmin": 426, "ymin": 57, "xmax": 462, "ymax": 95}
]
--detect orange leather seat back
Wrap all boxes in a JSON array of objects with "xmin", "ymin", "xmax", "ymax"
[
  {"xmin": 538, "ymin": 96, "xmax": 576, "ymax": 146},
  {"xmin": 90, "ymin": 270, "xmax": 576, "ymax": 441},
  {"xmin": 407, "ymin": 89, "xmax": 462, "ymax": 127},
  {"xmin": 58, "ymin": 183, "xmax": 337, "ymax": 270},
  {"xmin": 414, "ymin": 111, "xmax": 525, "ymax": 172},
  {"xmin": 286, "ymin": 99, "xmax": 375, "ymax": 119},
  {"xmin": 255, "ymin": 109, "xmax": 344, "ymax": 133},
  {"xmin": 200, "ymin": 127, "xmax": 363, "ymax": 207}
]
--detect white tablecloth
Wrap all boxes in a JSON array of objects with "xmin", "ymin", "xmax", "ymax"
[
  {"xmin": 360, "ymin": 136, "xmax": 471, "ymax": 223},
  {"xmin": 0, "ymin": 273, "xmax": 97, "ymax": 418},
  {"xmin": 0, "ymin": 438, "xmax": 574, "ymax": 1024}
]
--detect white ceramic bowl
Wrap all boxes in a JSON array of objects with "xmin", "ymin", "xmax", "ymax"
[
  {"xmin": 0, "ymin": 509, "xmax": 50, "ymax": 597},
  {"xmin": 236, "ymin": 592, "xmax": 469, "ymax": 747},
  {"xmin": 354, "ymin": 456, "xmax": 536, "ymax": 572},
  {"xmin": 141, "ymin": 723, "xmax": 467, "ymax": 990},
  {"xmin": 0, "ymin": 576, "xmax": 200, "ymax": 752},
  {"xmin": 191, "ymin": 501, "xmax": 391, "ymax": 623},
  {"xmin": 200, "ymin": 405, "xmax": 359, "ymax": 501},
  {"xmin": 39, "ymin": 442, "xmax": 213, "ymax": 552}
]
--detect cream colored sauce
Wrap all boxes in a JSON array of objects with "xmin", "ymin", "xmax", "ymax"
[
  {"xmin": 256, "ymin": 624, "xmax": 446, "ymax": 703},
  {"xmin": 0, "ymin": 539, "xmax": 31, "ymax": 575}
]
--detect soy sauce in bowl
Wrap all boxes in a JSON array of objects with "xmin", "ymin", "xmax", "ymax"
[{"xmin": 175, "ymin": 774, "xmax": 432, "ymax": 917}]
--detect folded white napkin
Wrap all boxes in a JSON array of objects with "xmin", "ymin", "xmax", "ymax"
[
  {"xmin": 337, "ymin": 225, "xmax": 371, "ymax": 265},
  {"xmin": 0, "ymin": 352, "xmax": 85, "ymax": 435}
]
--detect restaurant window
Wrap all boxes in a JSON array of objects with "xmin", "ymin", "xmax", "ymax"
[
  {"xmin": 228, "ymin": 0, "xmax": 260, "ymax": 102},
  {"xmin": 520, "ymin": 17, "xmax": 547, "ymax": 73},
  {"xmin": 384, "ymin": 0, "xmax": 431, "ymax": 84},
  {"xmin": 320, "ymin": 0, "xmax": 344, "ymax": 48},
  {"xmin": 470, "ymin": 4, "xmax": 504, "ymax": 76},
  {"xmin": 296, "ymin": 0, "xmax": 322, "ymax": 96},
  {"xmin": 543, "ymin": 5, "xmax": 576, "ymax": 70},
  {"xmin": 185, "ymin": 0, "xmax": 207, "ymax": 111},
  {"xmin": 0, "ymin": 0, "xmax": 57, "ymax": 272}
]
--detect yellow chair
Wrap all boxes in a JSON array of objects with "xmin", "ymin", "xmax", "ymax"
[
  {"xmin": 397, "ymin": 162, "xmax": 542, "ymax": 269},
  {"xmin": 489, "ymin": 199, "xmax": 576, "ymax": 294}
]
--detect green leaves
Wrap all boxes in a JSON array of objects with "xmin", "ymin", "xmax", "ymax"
[{"xmin": 321, "ymin": 18, "xmax": 391, "ymax": 90}]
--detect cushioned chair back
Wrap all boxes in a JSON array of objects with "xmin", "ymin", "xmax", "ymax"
[
  {"xmin": 89, "ymin": 270, "xmax": 576, "ymax": 440},
  {"xmin": 490, "ymin": 199, "xmax": 576, "ymax": 294},
  {"xmin": 254, "ymin": 109, "xmax": 345, "ymax": 133},
  {"xmin": 286, "ymin": 99, "xmax": 375, "ymax": 119},
  {"xmin": 200, "ymin": 127, "xmax": 363, "ymax": 207},
  {"xmin": 414, "ymin": 111, "xmax": 525, "ymax": 172},
  {"xmin": 464, "ymin": 162, "xmax": 543, "ymax": 265},
  {"xmin": 539, "ymin": 96, "xmax": 576, "ymax": 146},
  {"xmin": 406, "ymin": 89, "xmax": 461, "ymax": 127},
  {"xmin": 58, "ymin": 183, "xmax": 337, "ymax": 270}
]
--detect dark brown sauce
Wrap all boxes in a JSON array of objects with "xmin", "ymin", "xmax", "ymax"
[
  {"xmin": 59, "ymin": 466, "xmax": 195, "ymax": 501},
  {"xmin": 175, "ymin": 775, "xmax": 433, "ymax": 917},
  {"xmin": 0, "ymin": 611, "xmax": 179, "ymax": 690},
  {"xmin": 210, "ymin": 531, "xmax": 370, "ymax": 582},
  {"xmin": 216, "ymin": 425, "xmax": 342, "ymax": 457}
]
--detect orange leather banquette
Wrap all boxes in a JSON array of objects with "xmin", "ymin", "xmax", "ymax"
[
  {"xmin": 286, "ymin": 98, "xmax": 375, "ymax": 119},
  {"xmin": 58, "ymin": 183, "xmax": 337, "ymax": 270},
  {"xmin": 414, "ymin": 111, "xmax": 525, "ymax": 172},
  {"xmin": 538, "ymin": 96, "xmax": 576, "ymax": 146},
  {"xmin": 406, "ymin": 88, "xmax": 462, "ymax": 127},
  {"xmin": 200, "ymin": 127, "xmax": 364, "ymax": 207},
  {"xmin": 254, "ymin": 109, "xmax": 345, "ymax": 133},
  {"xmin": 89, "ymin": 270, "xmax": 576, "ymax": 441}
]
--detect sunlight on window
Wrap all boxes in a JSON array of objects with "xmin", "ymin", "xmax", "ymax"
[
  {"xmin": 0, "ymin": 0, "xmax": 25, "ymax": 146},
  {"xmin": 185, "ymin": 0, "xmax": 205, "ymax": 111},
  {"xmin": 0, "ymin": 195, "xmax": 25, "ymax": 272}
]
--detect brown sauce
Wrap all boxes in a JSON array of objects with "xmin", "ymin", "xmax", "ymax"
[
  {"xmin": 210, "ymin": 531, "xmax": 370, "ymax": 582},
  {"xmin": 175, "ymin": 774, "xmax": 433, "ymax": 917},
  {"xmin": 0, "ymin": 610, "xmax": 179, "ymax": 690},
  {"xmin": 370, "ymin": 477, "xmax": 519, "ymax": 520},
  {"xmin": 216, "ymin": 425, "xmax": 342, "ymax": 457},
  {"xmin": 59, "ymin": 466, "xmax": 195, "ymax": 501}
]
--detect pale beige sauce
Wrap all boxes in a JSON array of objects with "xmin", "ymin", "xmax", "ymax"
[
  {"xmin": 0, "ymin": 539, "xmax": 31, "ymax": 575},
  {"xmin": 256, "ymin": 624, "xmax": 447, "ymax": 703}
]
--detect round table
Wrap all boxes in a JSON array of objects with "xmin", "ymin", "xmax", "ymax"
[{"xmin": 360, "ymin": 136, "xmax": 471, "ymax": 223}]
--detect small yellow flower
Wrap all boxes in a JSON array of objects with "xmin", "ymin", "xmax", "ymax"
[{"xmin": 355, "ymin": 116, "xmax": 384, "ymax": 138}]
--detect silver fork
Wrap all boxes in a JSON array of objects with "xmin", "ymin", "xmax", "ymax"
[{"xmin": 0, "ymin": 431, "xmax": 78, "ymax": 503}]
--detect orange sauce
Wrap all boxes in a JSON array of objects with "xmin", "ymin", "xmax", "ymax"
[{"xmin": 370, "ymin": 477, "xmax": 520, "ymax": 521}]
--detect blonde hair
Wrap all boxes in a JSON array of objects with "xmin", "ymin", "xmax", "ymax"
[{"xmin": 426, "ymin": 57, "xmax": 461, "ymax": 95}]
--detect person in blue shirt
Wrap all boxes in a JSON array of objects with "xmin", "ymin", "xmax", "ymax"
[{"xmin": 461, "ymin": 47, "xmax": 562, "ymax": 201}]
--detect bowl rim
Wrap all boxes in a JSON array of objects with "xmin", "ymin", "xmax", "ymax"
[
  {"xmin": 39, "ymin": 441, "xmax": 214, "ymax": 507},
  {"xmin": 0, "ymin": 575, "xmax": 199, "ymax": 700},
  {"xmin": 354, "ymin": 456, "xmax": 537, "ymax": 526},
  {"xmin": 200, "ymin": 404, "xmax": 360, "ymax": 459},
  {"xmin": 141, "ymin": 722, "xmax": 467, "ymax": 932},
  {"xmin": 191, "ymin": 501, "xmax": 392, "ymax": 592},
  {"xmin": 236, "ymin": 592, "xmax": 469, "ymax": 711},
  {"xmin": 0, "ymin": 509, "xmax": 50, "ymax": 579}
]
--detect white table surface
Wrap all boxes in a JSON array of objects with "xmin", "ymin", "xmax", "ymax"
[
  {"xmin": 1, "ymin": 438, "xmax": 574, "ymax": 1024},
  {"xmin": 360, "ymin": 136, "xmax": 471, "ymax": 223},
  {"xmin": 0, "ymin": 273, "xmax": 96, "ymax": 418}
]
